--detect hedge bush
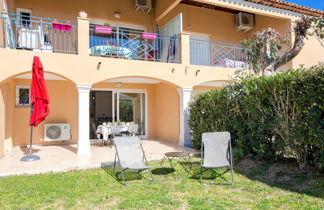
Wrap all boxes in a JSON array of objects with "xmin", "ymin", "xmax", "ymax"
[{"xmin": 189, "ymin": 65, "xmax": 324, "ymax": 170}]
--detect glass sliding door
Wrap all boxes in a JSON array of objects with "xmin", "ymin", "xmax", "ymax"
[
  {"xmin": 89, "ymin": 91, "xmax": 114, "ymax": 138},
  {"xmin": 115, "ymin": 92, "xmax": 146, "ymax": 136},
  {"xmin": 90, "ymin": 90, "xmax": 147, "ymax": 138}
]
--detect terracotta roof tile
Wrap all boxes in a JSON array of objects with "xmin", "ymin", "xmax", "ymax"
[
  {"xmin": 181, "ymin": 0, "xmax": 323, "ymax": 17},
  {"xmin": 245, "ymin": 0, "xmax": 324, "ymax": 17}
]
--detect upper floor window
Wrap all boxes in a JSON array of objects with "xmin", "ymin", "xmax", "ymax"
[
  {"xmin": 16, "ymin": 86, "xmax": 31, "ymax": 107},
  {"xmin": 16, "ymin": 8, "xmax": 32, "ymax": 28}
]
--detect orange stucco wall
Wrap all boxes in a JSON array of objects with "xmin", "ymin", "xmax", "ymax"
[
  {"xmin": 293, "ymin": 35, "xmax": 324, "ymax": 68},
  {"xmin": 3, "ymin": 78, "xmax": 181, "ymax": 147},
  {"xmin": 158, "ymin": 4, "xmax": 245, "ymax": 44},
  {"xmin": 155, "ymin": 0, "xmax": 181, "ymax": 22},
  {"xmin": 4, "ymin": 79, "xmax": 78, "ymax": 147},
  {"xmin": 0, "ymin": 85, "xmax": 5, "ymax": 158},
  {"xmin": 13, "ymin": 0, "xmax": 154, "ymax": 32},
  {"xmin": 1, "ymin": 0, "xmax": 323, "ymax": 155},
  {"xmin": 157, "ymin": 3, "xmax": 293, "ymax": 70},
  {"xmin": 154, "ymin": 82, "xmax": 179, "ymax": 143},
  {"xmin": 193, "ymin": 86, "xmax": 222, "ymax": 92}
]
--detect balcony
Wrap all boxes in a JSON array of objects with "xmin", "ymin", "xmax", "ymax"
[
  {"xmin": 0, "ymin": 13, "xmax": 77, "ymax": 54},
  {"xmin": 89, "ymin": 25, "xmax": 180, "ymax": 63},
  {"xmin": 190, "ymin": 39, "xmax": 248, "ymax": 68},
  {"xmin": 0, "ymin": 13, "xmax": 248, "ymax": 69}
]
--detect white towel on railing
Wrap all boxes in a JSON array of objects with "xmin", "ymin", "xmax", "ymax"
[{"xmin": 215, "ymin": 58, "xmax": 246, "ymax": 68}]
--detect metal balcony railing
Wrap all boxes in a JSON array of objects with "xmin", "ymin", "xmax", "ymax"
[
  {"xmin": 89, "ymin": 25, "xmax": 180, "ymax": 63},
  {"xmin": 0, "ymin": 13, "xmax": 78, "ymax": 53},
  {"xmin": 190, "ymin": 39, "xmax": 248, "ymax": 68}
]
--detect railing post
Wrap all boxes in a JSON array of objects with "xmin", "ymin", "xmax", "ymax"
[
  {"xmin": 179, "ymin": 32, "xmax": 190, "ymax": 65},
  {"xmin": 77, "ymin": 14, "xmax": 89, "ymax": 56}
]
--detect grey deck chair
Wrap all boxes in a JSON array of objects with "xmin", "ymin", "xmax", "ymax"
[
  {"xmin": 200, "ymin": 132, "xmax": 234, "ymax": 185},
  {"xmin": 113, "ymin": 137, "xmax": 154, "ymax": 185}
]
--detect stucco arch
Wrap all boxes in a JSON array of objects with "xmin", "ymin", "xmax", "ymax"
[
  {"xmin": 0, "ymin": 71, "xmax": 77, "ymax": 86},
  {"xmin": 92, "ymin": 75, "xmax": 181, "ymax": 88},
  {"xmin": 0, "ymin": 70, "xmax": 78, "ymax": 148}
]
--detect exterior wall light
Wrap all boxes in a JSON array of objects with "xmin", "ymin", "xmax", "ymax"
[
  {"xmin": 116, "ymin": 82, "xmax": 123, "ymax": 87},
  {"xmin": 114, "ymin": 11, "xmax": 121, "ymax": 18},
  {"xmin": 97, "ymin": 62, "xmax": 101, "ymax": 70}
]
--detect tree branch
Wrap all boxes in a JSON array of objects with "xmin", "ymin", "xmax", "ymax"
[{"xmin": 273, "ymin": 16, "xmax": 313, "ymax": 71}]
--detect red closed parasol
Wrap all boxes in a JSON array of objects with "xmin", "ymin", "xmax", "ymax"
[
  {"xmin": 29, "ymin": 56, "xmax": 50, "ymax": 126},
  {"xmin": 22, "ymin": 56, "xmax": 50, "ymax": 161}
]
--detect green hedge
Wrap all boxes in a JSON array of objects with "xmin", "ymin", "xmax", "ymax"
[{"xmin": 189, "ymin": 65, "xmax": 324, "ymax": 170}]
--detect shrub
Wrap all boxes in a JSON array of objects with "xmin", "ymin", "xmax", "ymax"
[{"xmin": 189, "ymin": 65, "xmax": 324, "ymax": 170}]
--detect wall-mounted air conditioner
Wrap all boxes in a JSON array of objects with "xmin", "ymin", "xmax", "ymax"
[
  {"xmin": 134, "ymin": 0, "xmax": 152, "ymax": 13},
  {"xmin": 44, "ymin": 124, "xmax": 71, "ymax": 141},
  {"xmin": 236, "ymin": 12, "xmax": 255, "ymax": 32}
]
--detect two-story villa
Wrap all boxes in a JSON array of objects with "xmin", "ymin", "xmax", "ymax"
[{"xmin": 0, "ymin": 0, "xmax": 323, "ymax": 159}]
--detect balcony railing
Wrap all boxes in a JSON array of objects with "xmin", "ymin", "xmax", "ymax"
[
  {"xmin": 89, "ymin": 25, "xmax": 180, "ymax": 63},
  {"xmin": 0, "ymin": 13, "xmax": 248, "ymax": 69},
  {"xmin": 0, "ymin": 13, "xmax": 77, "ymax": 53},
  {"xmin": 190, "ymin": 39, "xmax": 248, "ymax": 68}
]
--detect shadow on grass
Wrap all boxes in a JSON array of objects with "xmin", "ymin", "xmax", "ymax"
[
  {"xmin": 235, "ymin": 158, "xmax": 324, "ymax": 199},
  {"xmin": 151, "ymin": 167, "xmax": 175, "ymax": 175},
  {"xmin": 101, "ymin": 164, "xmax": 151, "ymax": 185},
  {"xmin": 181, "ymin": 161, "xmax": 232, "ymax": 182}
]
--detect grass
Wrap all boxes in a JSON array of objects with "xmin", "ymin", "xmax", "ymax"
[{"xmin": 0, "ymin": 158, "xmax": 323, "ymax": 209}]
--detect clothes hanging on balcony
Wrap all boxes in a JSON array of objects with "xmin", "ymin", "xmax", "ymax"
[{"xmin": 1, "ymin": 0, "xmax": 16, "ymax": 48}]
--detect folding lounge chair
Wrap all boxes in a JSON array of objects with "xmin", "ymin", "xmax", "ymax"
[
  {"xmin": 200, "ymin": 132, "xmax": 234, "ymax": 185},
  {"xmin": 113, "ymin": 136, "xmax": 154, "ymax": 185}
]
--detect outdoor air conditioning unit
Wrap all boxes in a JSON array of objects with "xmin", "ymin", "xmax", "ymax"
[
  {"xmin": 44, "ymin": 124, "xmax": 71, "ymax": 141},
  {"xmin": 236, "ymin": 12, "xmax": 255, "ymax": 32},
  {"xmin": 134, "ymin": 0, "xmax": 152, "ymax": 13}
]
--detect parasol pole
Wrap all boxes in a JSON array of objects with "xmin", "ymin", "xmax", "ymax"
[{"xmin": 21, "ymin": 103, "xmax": 40, "ymax": 161}]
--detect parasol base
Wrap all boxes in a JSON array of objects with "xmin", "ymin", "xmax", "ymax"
[{"xmin": 20, "ymin": 155, "xmax": 40, "ymax": 162}]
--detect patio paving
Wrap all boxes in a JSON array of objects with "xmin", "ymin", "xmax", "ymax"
[{"xmin": 0, "ymin": 140, "xmax": 196, "ymax": 177}]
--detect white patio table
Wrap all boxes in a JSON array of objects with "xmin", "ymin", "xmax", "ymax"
[{"xmin": 96, "ymin": 123, "xmax": 139, "ymax": 141}]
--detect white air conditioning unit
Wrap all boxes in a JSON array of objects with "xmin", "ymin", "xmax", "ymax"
[
  {"xmin": 236, "ymin": 12, "xmax": 255, "ymax": 32},
  {"xmin": 44, "ymin": 124, "xmax": 71, "ymax": 141},
  {"xmin": 134, "ymin": 0, "xmax": 152, "ymax": 13}
]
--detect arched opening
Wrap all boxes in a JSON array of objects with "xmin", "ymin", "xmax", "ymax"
[
  {"xmin": 91, "ymin": 76, "xmax": 181, "ymax": 144},
  {"xmin": 0, "ymin": 71, "xmax": 78, "ymax": 155},
  {"xmin": 192, "ymin": 80, "xmax": 231, "ymax": 98}
]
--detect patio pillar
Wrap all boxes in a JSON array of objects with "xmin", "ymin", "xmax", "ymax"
[
  {"xmin": 77, "ymin": 84, "xmax": 91, "ymax": 157},
  {"xmin": 177, "ymin": 87, "xmax": 193, "ymax": 147}
]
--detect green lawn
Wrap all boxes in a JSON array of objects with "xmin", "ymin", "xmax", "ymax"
[{"xmin": 0, "ymin": 158, "xmax": 323, "ymax": 209}]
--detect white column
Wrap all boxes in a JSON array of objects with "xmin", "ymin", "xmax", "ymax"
[
  {"xmin": 177, "ymin": 87, "xmax": 193, "ymax": 147},
  {"xmin": 77, "ymin": 84, "xmax": 91, "ymax": 157}
]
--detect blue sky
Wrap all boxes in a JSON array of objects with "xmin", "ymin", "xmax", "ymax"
[{"xmin": 284, "ymin": 0, "xmax": 324, "ymax": 11}]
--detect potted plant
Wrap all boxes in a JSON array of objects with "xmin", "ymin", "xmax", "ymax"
[{"xmin": 79, "ymin": 11, "xmax": 87, "ymax": 19}]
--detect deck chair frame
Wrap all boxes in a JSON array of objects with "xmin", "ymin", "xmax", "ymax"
[
  {"xmin": 200, "ymin": 132, "xmax": 234, "ymax": 185},
  {"xmin": 113, "ymin": 137, "xmax": 154, "ymax": 185}
]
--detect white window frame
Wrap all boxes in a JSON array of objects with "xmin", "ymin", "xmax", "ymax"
[
  {"xmin": 91, "ymin": 88, "xmax": 148, "ymax": 139},
  {"xmin": 16, "ymin": 8, "xmax": 32, "ymax": 27},
  {"xmin": 16, "ymin": 86, "xmax": 31, "ymax": 107}
]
